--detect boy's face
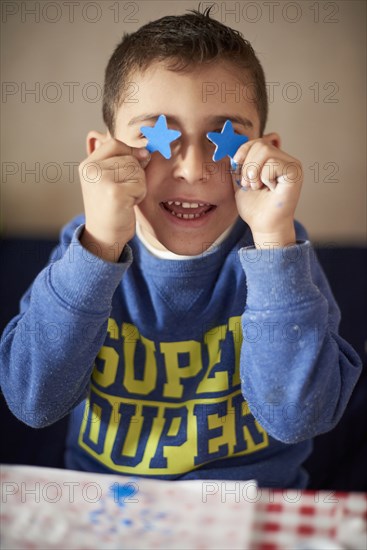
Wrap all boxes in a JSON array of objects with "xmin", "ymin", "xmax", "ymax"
[{"xmin": 114, "ymin": 61, "xmax": 261, "ymax": 255}]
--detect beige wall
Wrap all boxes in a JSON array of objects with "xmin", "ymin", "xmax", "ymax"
[{"xmin": 1, "ymin": 0, "xmax": 366, "ymax": 244}]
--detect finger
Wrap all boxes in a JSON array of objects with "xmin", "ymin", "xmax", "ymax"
[
  {"xmin": 232, "ymin": 139, "xmax": 255, "ymax": 166},
  {"xmin": 262, "ymin": 157, "xmax": 302, "ymax": 190},
  {"xmin": 231, "ymin": 134, "xmax": 277, "ymax": 166},
  {"xmin": 261, "ymin": 132, "xmax": 281, "ymax": 149},
  {"xmin": 87, "ymin": 137, "xmax": 151, "ymax": 165},
  {"xmin": 122, "ymin": 178, "xmax": 147, "ymax": 205},
  {"xmin": 232, "ymin": 139, "xmax": 276, "ymax": 190},
  {"xmin": 279, "ymin": 159, "xmax": 303, "ymax": 186},
  {"xmin": 232, "ymin": 178, "xmax": 249, "ymax": 195},
  {"xmin": 259, "ymin": 165, "xmax": 276, "ymax": 191},
  {"xmin": 80, "ymin": 157, "xmax": 146, "ymax": 188},
  {"xmin": 259, "ymin": 156, "xmax": 286, "ymax": 191},
  {"xmin": 241, "ymin": 142, "xmax": 280, "ymax": 190},
  {"xmin": 230, "ymin": 159, "xmax": 248, "ymax": 190},
  {"xmin": 232, "ymin": 130, "xmax": 281, "ymax": 162},
  {"xmin": 231, "ymin": 140, "xmax": 262, "ymax": 190},
  {"xmin": 100, "ymin": 156, "xmax": 146, "ymax": 185},
  {"xmin": 100, "ymin": 167, "xmax": 147, "ymax": 206}
]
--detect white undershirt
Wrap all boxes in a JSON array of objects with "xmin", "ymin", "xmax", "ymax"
[{"xmin": 136, "ymin": 222, "xmax": 236, "ymax": 260}]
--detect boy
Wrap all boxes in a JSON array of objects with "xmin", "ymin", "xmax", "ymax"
[{"xmin": 0, "ymin": 8, "xmax": 362, "ymax": 488}]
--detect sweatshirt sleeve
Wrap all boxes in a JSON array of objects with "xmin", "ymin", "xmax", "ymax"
[
  {"xmin": 0, "ymin": 216, "xmax": 133, "ymax": 428},
  {"xmin": 238, "ymin": 222, "xmax": 362, "ymax": 444}
]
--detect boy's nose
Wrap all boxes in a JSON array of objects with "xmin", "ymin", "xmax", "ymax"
[{"xmin": 171, "ymin": 141, "xmax": 210, "ymax": 185}]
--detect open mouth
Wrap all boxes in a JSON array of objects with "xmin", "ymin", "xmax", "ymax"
[{"xmin": 160, "ymin": 200, "xmax": 216, "ymax": 219}]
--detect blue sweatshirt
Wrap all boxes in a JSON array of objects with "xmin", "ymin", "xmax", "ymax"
[{"xmin": 0, "ymin": 215, "xmax": 362, "ymax": 488}]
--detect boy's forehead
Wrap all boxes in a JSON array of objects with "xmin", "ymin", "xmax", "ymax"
[
  {"xmin": 117, "ymin": 61, "xmax": 260, "ymax": 132},
  {"xmin": 126, "ymin": 60, "xmax": 253, "ymax": 93}
]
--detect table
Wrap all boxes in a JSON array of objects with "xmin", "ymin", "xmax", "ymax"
[{"xmin": 1, "ymin": 465, "xmax": 366, "ymax": 549}]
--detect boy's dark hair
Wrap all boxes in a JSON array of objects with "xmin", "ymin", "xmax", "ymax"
[{"xmin": 102, "ymin": 6, "xmax": 268, "ymax": 135}]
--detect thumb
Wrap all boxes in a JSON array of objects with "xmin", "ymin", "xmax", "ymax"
[
  {"xmin": 262, "ymin": 132, "xmax": 281, "ymax": 148},
  {"xmin": 133, "ymin": 147, "xmax": 151, "ymax": 169},
  {"xmin": 230, "ymin": 161, "xmax": 246, "ymax": 191}
]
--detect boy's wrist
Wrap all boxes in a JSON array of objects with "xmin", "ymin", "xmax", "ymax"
[
  {"xmin": 80, "ymin": 227, "xmax": 128, "ymax": 263},
  {"xmin": 252, "ymin": 227, "xmax": 296, "ymax": 250}
]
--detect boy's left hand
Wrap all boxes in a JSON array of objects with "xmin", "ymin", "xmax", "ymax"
[{"xmin": 231, "ymin": 134, "xmax": 303, "ymax": 248}]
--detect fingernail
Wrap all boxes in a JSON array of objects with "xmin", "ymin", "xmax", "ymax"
[
  {"xmin": 261, "ymin": 177, "xmax": 274, "ymax": 190},
  {"xmin": 230, "ymin": 158, "xmax": 238, "ymax": 171},
  {"xmin": 247, "ymin": 169, "xmax": 256, "ymax": 180},
  {"xmin": 137, "ymin": 148, "xmax": 150, "ymax": 159}
]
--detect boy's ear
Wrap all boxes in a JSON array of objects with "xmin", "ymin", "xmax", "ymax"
[
  {"xmin": 86, "ymin": 130, "xmax": 110, "ymax": 155},
  {"xmin": 262, "ymin": 132, "xmax": 281, "ymax": 149}
]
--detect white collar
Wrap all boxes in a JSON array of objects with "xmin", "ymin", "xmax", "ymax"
[{"xmin": 135, "ymin": 222, "xmax": 236, "ymax": 260}]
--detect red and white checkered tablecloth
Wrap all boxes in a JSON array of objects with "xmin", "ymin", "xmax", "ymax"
[{"xmin": 251, "ymin": 490, "xmax": 367, "ymax": 549}]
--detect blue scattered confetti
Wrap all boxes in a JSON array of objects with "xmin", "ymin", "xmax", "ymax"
[
  {"xmin": 109, "ymin": 483, "xmax": 138, "ymax": 507},
  {"xmin": 89, "ymin": 507, "xmax": 104, "ymax": 525},
  {"xmin": 87, "ymin": 486, "xmax": 174, "ymax": 540}
]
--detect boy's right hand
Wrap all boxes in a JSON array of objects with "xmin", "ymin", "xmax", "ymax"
[{"xmin": 78, "ymin": 138, "xmax": 151, "ymax": 262}]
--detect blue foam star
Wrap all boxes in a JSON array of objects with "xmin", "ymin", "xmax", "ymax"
[
  {"xmin": 207, "ymin": 120, "xmax": 249, "ymax": 170},
  {"xmin": 140, "ymin": 114, "xmax": 181, "ymax": 159}
]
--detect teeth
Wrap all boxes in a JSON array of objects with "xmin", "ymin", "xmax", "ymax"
[
  {"xmin": 168, "ymin": 211, "xmax": 205, "ymax": 219},
  {"xmin": 167, "ymin": 201, "xmax": 205, "ymax": 208},
  {"xmin": 163, "ymin": 200, "xmax": 213, "ymax": 220},
  {"xmin": 182, "ymin": 202, "xmax": 199, "ymax": 208}
]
